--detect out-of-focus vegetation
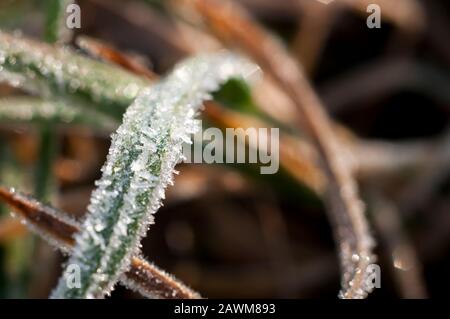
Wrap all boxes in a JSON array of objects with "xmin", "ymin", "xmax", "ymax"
[{"xmin": 0, "ymin": 0, "xmax": 449, "ymax": 299}]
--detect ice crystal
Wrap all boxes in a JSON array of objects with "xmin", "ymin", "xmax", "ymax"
[{"xmin": 51, "ymin": 52, "xmax": 258, "ymax": 298}]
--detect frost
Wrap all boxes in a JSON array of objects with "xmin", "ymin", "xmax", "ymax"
[
  {"xmin": 51, "ymin": 52, "xmax": 258, "ymax": 298},
  {"xmin": 0, "ymin": 31, "xmax": 148, "ymax": 119},
  {"xmin": 0, "ymin": 97, "xmax": 116, "ymax": 130}
]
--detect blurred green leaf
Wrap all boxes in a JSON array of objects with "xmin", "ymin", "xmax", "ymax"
[
  {"xmin": 0, "ymin": 31, "xmax": 149, "ymax": 120},
  {"xmin": 0, "ymin": 97, "xmax": 117, "ymax": 129}
]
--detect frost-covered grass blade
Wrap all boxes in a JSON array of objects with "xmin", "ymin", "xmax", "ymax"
[
  {"xmin": 0, "ymin": 31, "xmax": 148, "ymax": 119},
  {"xmin": 0, "ymin": 97, "xmax": 117, "ymax": 130},
  {"xmin": 51, "ymin": 52, "xmax": 258, "ymax": 298}
]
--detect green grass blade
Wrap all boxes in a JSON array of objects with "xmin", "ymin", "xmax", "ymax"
[
  {"xmin": 0, "ymin": 31, "xmax": 148, "ymax": 119},
  {"xmin": 44, "ymin": 0, "xmax": 73, "ymax": 44},
  {"xmin": 0, "ymin": 97, "xmax": 117, "ymax": 130}
]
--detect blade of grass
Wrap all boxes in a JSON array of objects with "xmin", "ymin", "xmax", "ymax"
[
  {"xmin": 75, "ymin": 36, "xmax": 158, "ymax": 81},
  {"xmin": 0, "ymin": 31, "xmax": 148, "ymax": 120},
  {"xmin": 44, "ymin": 0, "xmax": 73, "ymax": 44},
  {"xmin": 36, "ymin": 0, "xmax": 76, "ymax": 201},
  {"xmin": 34, "ymin": 123, "xmax": 57, "ymax": 202},
  {"xmin": 0, "ymin": 138, "xmax": 33, "ymax": 298},
  {"xmin": 30, "ymin": 1, "xmax": 75, "ymax": 296},
  {"xmin": 29, "ymin": 0, "xmax": 72, "ymax": 204},
  {"xmin": 51, "ymin": 52, "xmax": 258, "ymax": 298},
  {"xmin": 0, "ymin": 97, "xmax": 117, "ymax": 130}
]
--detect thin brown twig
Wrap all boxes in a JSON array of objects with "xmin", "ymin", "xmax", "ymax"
[
  {"xmin": 291, "ymin": 1, "xmax": 336, "ymax": 75},
  {"xmin": 0, "ymin": 186, "xmax": 201, "ymax": 299},
  {"xmin": 173, "ymin": 0, "xmax": 375, "ymax": 298},
  {"xmin": 75, "ymin": 35, "xmax": 159, "ymax": 80},
  {"xmin": 83, "ymin": 0, "xmax": 190, "ymax": 70}
]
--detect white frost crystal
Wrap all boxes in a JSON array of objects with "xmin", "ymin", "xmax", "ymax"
[{"xmin": 51, "ymin": 52, "xmax": 259, "ymax": 298}]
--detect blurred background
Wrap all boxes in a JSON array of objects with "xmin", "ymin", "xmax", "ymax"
[{"xmin": 0, "ymin": 0, "xmax": 449, "ymax": 298}]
